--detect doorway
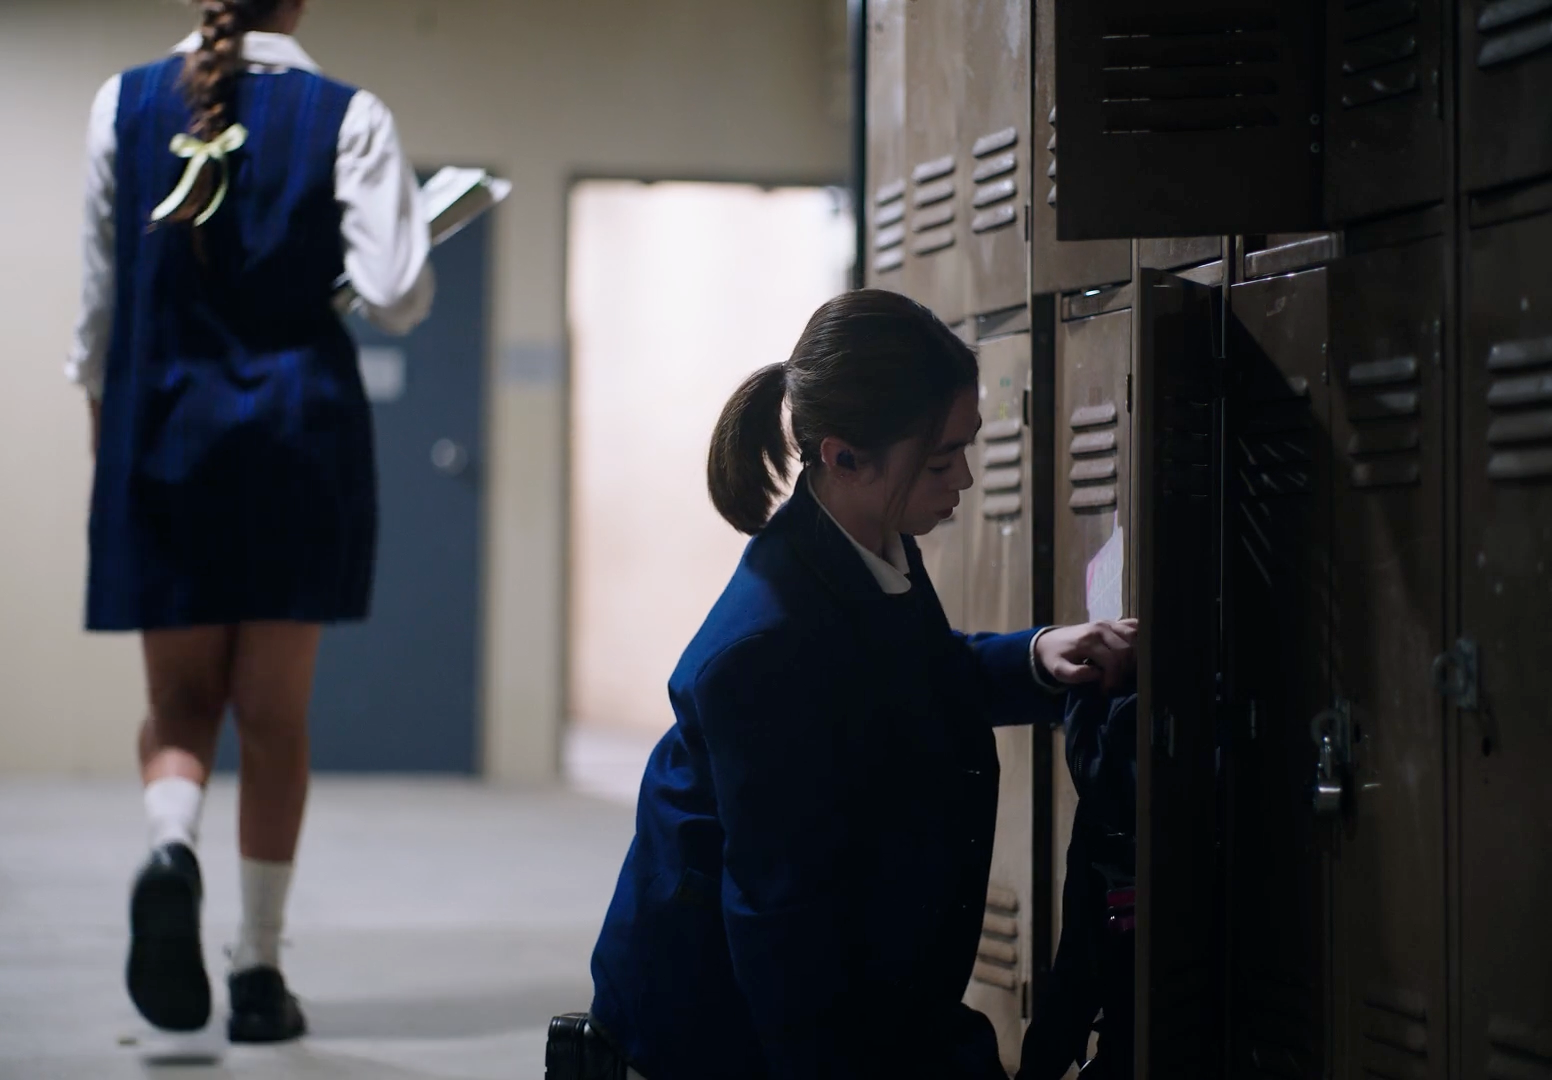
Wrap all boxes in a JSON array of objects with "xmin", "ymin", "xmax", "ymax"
[{"xmin": 564, "ymin": 179, "xmax": 853, "ymax": 801}]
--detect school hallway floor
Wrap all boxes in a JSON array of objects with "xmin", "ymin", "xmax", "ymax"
[{"xmin": 0, "ymin": 726, "xmax": 661, "ymax": 1080}]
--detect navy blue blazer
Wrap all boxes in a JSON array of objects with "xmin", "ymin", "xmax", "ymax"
[{"xmin": 589, "ymin": 476, "xmax": 1066, "ymax": 1080}]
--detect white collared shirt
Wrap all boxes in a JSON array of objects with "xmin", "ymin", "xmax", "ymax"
[
  {"xmin": 806, "ymin": 473, "xmax": 1064, "ymax": 693},
  {"xmin": 67, "ymin": 32, "xmax": 435, "ymax": 399}
]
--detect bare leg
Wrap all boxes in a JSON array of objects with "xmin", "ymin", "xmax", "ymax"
[{"xmin": 139, "ymin": 626, "xmax": 237, "ymax": 788}]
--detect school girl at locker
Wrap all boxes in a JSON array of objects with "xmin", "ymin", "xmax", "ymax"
[
  {"xmin": 567, "ymin": 289, "xmax": 1138, "ymax": 1080},
  {"xmin": 68, "ymin": 0, "xmax": 432, "ymax": 1042}
]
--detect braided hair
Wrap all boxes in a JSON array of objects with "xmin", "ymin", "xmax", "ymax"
[{"xmin": 157, "ymin": 0, "xmax": 285, "ymax": 226}]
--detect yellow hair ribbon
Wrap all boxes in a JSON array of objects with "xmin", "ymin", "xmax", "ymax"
[{"xmin": 149, "ymin": 123, "xmax": 249, "ymax": 227}]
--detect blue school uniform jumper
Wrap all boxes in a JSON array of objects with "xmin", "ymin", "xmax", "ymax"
[
  {"xmin": 589, "ymin": 476, "xmax": 1068, "ymax": 1080},
  {"xmin": 88, "ymin": 56, "xmax": 373, "ymax": 631}
]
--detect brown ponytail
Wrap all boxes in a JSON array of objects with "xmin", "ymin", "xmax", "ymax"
[
  {"xmin": 158, "ymin": 0, "xmax": 285, "ymax": 226},
  {"xmin": 708, "ymin": 363, "xmax": 792, "ymax": 535},
  {"xmin": 706, "ymin": 289, "xmax": 979, "ymax": 536}
]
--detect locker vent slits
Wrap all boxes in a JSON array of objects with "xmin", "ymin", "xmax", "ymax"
[
  {"xmin": 1346, "ymin": 353, "xmax": 1424, "ymax": 489},
  {"xmin": 1068, "ymin": 399, "xmax": 1120, "ymax": 510},
  {"xmin": 1360, "ymin": 985, "xmax": 1430, "ymax": 1080},
  {"xmin": 1237, "ymin": 378, "xmax": 1316, "ymax": 590},
  {"xmin": 970, "ymin": 127, "xmax": 1019, "ymax": 235},
  {"xmin": 1487, "ymin": 1016, "xmax": 1552, "ymax": 1080},
  {"xmin": 1476, "ymin": 0, "xmax": 1552, "ymax": 68},
  {"xmin": 909, "ymin": 153, "xmax": 957, "ymax": 255},
  {"xmin": 972, "ymin": 884, "xmax": 1020, "ymax": 992},
  {"xmin": 1484, "ymin": 333, "xmax": 1552, "ymax": 481},
  {"xmin": 872, "ymin": 178, "xmax": 906, "ymax": 275},
  {"xmin": 981, "ymin": 417, "xmax": 1024, "ymax": 519},
  {"xmin": 1338, "ymin": 0, "xmax": 1423, "ymax": 109},
  {"xmin": 1097, "ymin": 9, "xmax": 1283, "ymax": 134}
]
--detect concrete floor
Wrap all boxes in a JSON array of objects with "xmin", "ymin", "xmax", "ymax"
[{"xmin": 0, "ymin": 768, "xmax": 640, "ymax": 1080}]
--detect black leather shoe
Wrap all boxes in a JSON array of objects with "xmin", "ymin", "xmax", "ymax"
[
  {"xmin": 126, "ymin": 842, "xmax": 211, "ymax": 1032},
  {"xmin": 228, "ymin": 966, "xmax": 307, "ymax": 1043}
]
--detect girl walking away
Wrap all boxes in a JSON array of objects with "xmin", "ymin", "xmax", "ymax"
[
  {"xmin": 68, "ymin": 0, "xmax": 433, "ymax": 1043},
  {"xmin": 558, "ymin": 289, "xmax": 1137, "ymax": 1080}
]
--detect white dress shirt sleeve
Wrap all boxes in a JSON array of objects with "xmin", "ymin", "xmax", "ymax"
[
  {"xmin": 66, "ymin": 75, "xmax": 122, "ymax": 401},
  {"xmin": 336, "ymin": 90, "xmax": 434, "ymax": 335}
]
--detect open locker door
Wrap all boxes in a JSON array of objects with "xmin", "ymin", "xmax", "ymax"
[
  {"xmin": 1054, "ymin": 0, "xmax": 1323, "ymax": 240},
  {"xmin": 963, "ymin": 331, "xmax": 1043, "ymax": 1070},
  {"xmin": 866, "ymin": 0, "xmax": 908, "ymax": 288},
  {"xmin": 1132, "ymin": 269, "xmax": 1220, "ymax": 1080},
  {"xmin": 1458, "ymin": 208, "xmax": 1552, "ymax": 1080},
  {"xmin": 1327, "ymin": 238, "xmax": 1448, "ymax": 1080},
  {"xmin": 1224, "ymin": 267, "xmax": 1333, "ymax": 1080},
  {"xmin": 1030, "ymin": 0, "xmax": 1133, "ymax": 296}
]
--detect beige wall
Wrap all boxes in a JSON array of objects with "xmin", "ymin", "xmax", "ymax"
[{"xmin": 0, "ymin": 0, "xmax": 847, "ymax": 778}]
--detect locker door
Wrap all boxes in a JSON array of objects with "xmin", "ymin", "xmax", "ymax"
[
  {"xmin": 963, "ymin": 331, "xmax": 1039, "ymax": 1070},
  {"xmin": 1050, "ymin": 300, "xmax": 1132, "ymax": 1048},
  {"xmin": 1054, "ymin": 0, "xmax": 1323, "ymax": 239},
  {"xmin": 1225, "ymin": 267, "xmax": 1333, "ymax": 1080},
  {"xmin": 904, "ymin": 0, "xmax": 966, "ymax": 323},
  {"xmin": 1327, "ymin": 239, "xmax": 1448, "ymax": 1080},
  {"xmin": 1030, "ymin": 0, "xmax": 1133, "ymax": 296},
  {"xmin": 1460, "ymin": 0, "xmax": 1552, "ymax": 194},
  {"xmin": 866, "ymin": 0, "xmax": 908, "ymax": 287},
  {"xmin": 1459, "ymin": 210, "xmax": 1552, "ymax": 1080},
  {"xmin": 917, "ymin": 319, "xmax": 978, "ymax": 627},
  {"xmin": 962, "ymin": 0, "xmax": 1031, "ymax": 319},
  {"xmin": 1325, "ymin": 0, "xmax": 1446, "ymax": 223},
  {"xmin": 1132, "ymin": 270, "xmax": 1220, "ymax": 1080}
]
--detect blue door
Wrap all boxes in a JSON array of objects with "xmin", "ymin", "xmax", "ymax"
[{"xmin": 217, "ymin": 208, "xmax": 489, "ymax": 773}]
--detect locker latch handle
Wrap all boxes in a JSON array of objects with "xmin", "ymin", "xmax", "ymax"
[
  {"xmin": 1431, "ymin": 638, "xmax": 1478, "ymax": 711},
  {"xmin": 1309, "ymin": 702, "xmax": 1352, "ymax": 818}
]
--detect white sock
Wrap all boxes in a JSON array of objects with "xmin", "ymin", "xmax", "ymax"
[
  {"xmin": 143, "ymin": 777, "xmax": 204, "ymax": 850},
  {"xmin": 231, "ymin": 858, "xmax": 294, "ymax": 973}
]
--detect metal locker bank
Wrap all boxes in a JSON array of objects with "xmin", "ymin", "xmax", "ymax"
[{"xmin": 857, "ymin": 0, "xmax": 1552, "ymax": 1076}]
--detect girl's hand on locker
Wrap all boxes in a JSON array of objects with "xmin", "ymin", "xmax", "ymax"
[{"xmin": 1035, "ymin": 618, "xmax": 1138, "ymax": 693}]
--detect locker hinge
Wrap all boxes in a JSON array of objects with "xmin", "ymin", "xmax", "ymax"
[
  {"xmin": 1021, "ymin": 980, "xmax": 1030, "ymax": 1021},
  {"xmin": 1023, "ymin": 202, "xmax": 1031, "ymax": 243},
  {"xmin": 1125, "ymin": 372, "xmax": 1133, "ymax": 413},
  {"xmin": 1432, "ymin": 638, "xmax": 1479, "ymax": 710},
  {"xmin": 1022, "ymin": 387, "xmax": 1030, "ymax": 427}
]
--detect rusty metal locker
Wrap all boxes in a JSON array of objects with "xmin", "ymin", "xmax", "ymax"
[
  {"xmin": 1326, "ymin": 238, "xmax": 1449, "ymax": 1080},
  {"xmin": 1138, "ymin": 237, "xmax": 1224, "ymax": 273},
  {"xmin": 1132, "ymin": 269, "xmax": 1221, "ymax": 1080},
  {"xmin": 1030, "ymin": 0, "xmax": 1133, "ymax": 297},
  {"xmin": 1242, "ymin": 232, "xmax": 1345, "ymax": 281},
  {"xmin": 961, "ymin": 0, "xmax": 1032, "ymax": 319},
  {"xmin": 917, "ymin": 319, "xmax": 978, "ymax": 628},
  {"xmin": 865, "ymin": 0, "xmax": 909, "ymax": 288},
  {"xmin": 1325, "ymin": 0, "xmax": 1446, "ymax": 223},
  {"xmin": 1049, "ymin": 292, "xmax": 1133, "ymax": 1066},
  {"xmin": 1053, "ymin": 0, "xmax": 1323, "ymax": 240},
  {"xmin": 1457, "ymin": 207, "xmax": 1552, "ymax": 1080},
  {"xmin": 1460, "ymin": 0, "xmax": 1552, "ymax": 194},
  {"xmin": 1224, "ymin": 266, "xmax": 1333, "ymax": 1080},
  {"xmin": 962, "ymin": 330, "xmax": 1043, "ymax": 1071},
  {"xmin": 903, "ymin": 0, "xmax": 966, "ymax": 323}
]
